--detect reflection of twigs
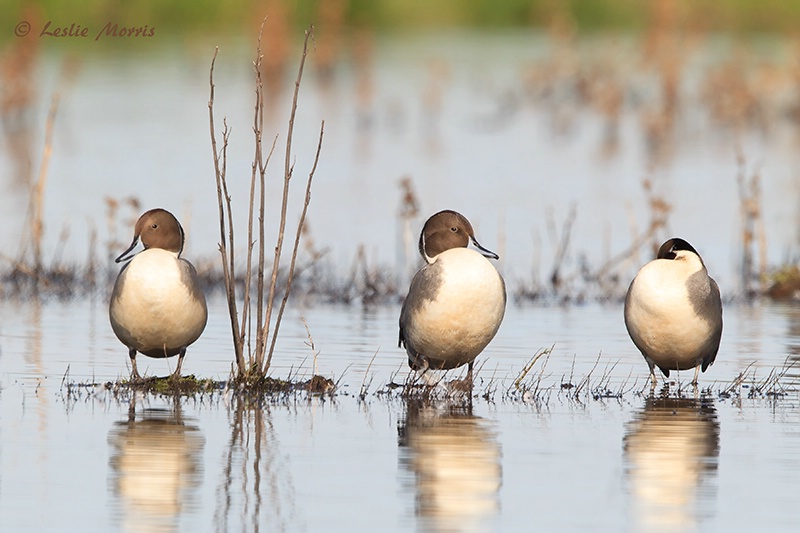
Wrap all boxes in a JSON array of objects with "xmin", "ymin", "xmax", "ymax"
[
  {"xmin": 213, "ymin": 399, "xmax": 242, "ymax": 531},
  {"xmin": 214, "ymin": 400, "xmax": 291, "ymax": 531}
]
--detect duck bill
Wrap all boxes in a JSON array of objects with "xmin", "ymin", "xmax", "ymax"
[
  {"xmin": 115, "ymin": 236, "xmax": 141, "ymax": 263},
  {"xmin": 471, "ymin": 237, "xmax": 499, "ymax": 260}
]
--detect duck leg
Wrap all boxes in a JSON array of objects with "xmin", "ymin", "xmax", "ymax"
[
  {"xmin": 409, "ymin": 351, "xmax": 430, "ymax": 374},
  {"xmin": 129, "ymin": 348, "xmax": 141, "ymax": 380},
  {"xmin": 648, "ymin": 364, "xmax": 658, "ymax": 391},
  {"xmin": 172, "ymin": 348, "xmax": 186, "ymax": 378},
  {"xmin": 692, "ymin": 364, "xmax": 701, "ymax": 386}
]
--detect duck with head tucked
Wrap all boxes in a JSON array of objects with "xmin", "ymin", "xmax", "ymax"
[
  {"xmin": 399, "ymin": 210, "xmax": 506, "ymax": 380},
  {"xmin": 109, "ymin": 208, "xmax": 208, "ymax": 379},
  {"xmin": 624, "ymin": 237, "xmax": 722, "ymax": 387}
]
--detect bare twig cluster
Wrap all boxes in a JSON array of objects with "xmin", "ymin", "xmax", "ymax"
[
  {"xmin": 209, "ymin": 22, "xmax": 324, "ymax": 382},
  {"xmin": 514, "ymin": 175, "xmax": 673, "ymax": 304}
]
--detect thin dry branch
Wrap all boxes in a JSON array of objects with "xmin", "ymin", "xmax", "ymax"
[
  {"xmin": 266, "ymin": 119, "xmax": 324, "ymax": 370},
  {"xmin": 209, "ymin": 47, "xmax": 245, "ymax": 373},
  {"xmin": 209, "ymin": 23, "xmax": 321, "ymax": 381},
  {"xmin": 259, "ymin": 25, "xmax": 315, "ymax": 371},
  {"xmin": 251, "ymin": 17, "xmax": 269, "ymax": 368}
]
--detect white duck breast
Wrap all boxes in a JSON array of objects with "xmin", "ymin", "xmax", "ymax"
[
  {"xmin": 402, "ymin": 247, "xmax": 506, "ymax": 370},
  {"xmin": 399, "ymin": 209, "xmax": 507, "ymax": 375},
  {"xmin": 624, "ymin": 238, "xmax": 722, "ymax": 384},
  {"xmin": 110, "ymin": 248, "xmax": 207, "ymax": 357}
]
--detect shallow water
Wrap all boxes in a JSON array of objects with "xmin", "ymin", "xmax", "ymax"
[
  {"xmin": 1, "ymin": 297, "xmax": 799, "ymax": 531},
  {"xmin": 3, "ymin": 31, "xmax": 800, "ymax": 531}
]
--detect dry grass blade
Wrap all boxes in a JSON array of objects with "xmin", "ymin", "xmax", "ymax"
[
  {"xmin": 33, "ymin": 94, "xmax": 57, "ymax": 269},
  {"xmin": 513, "ymin": 346, "xmax": 553, "ymax": 390},
  {"xmin": 719, "ymin": 361, "xmax": 756, "ymax": 397},
  {"xmin": 26, "ymin": 82, "xmax": 62, "ymax": 274},
  {"xmin": 359, "ymin": 349, "xmax": 380, "ymax": 400},
  {"xmin": 548, "ymin": 204, "xmax": 576, "ymax": 289},
  {"xmin": 573, "ymin": 352, "xmax": 602, "ymax": 400}
]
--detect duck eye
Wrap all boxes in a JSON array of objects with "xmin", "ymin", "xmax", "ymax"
[
  {"xmin": 450, "ymin": 226, "xmax": 458, "ymax": 232},
  {"xmin": 151, "ymin": 223, "xmax": 158, "ymax": 230}
]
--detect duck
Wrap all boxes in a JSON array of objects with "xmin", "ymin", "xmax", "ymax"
[
  {"xmin": 624, "ymin": 237, "xmax": 722, "ymax": 386},
  {"xmin": 399, "ymin": 210, "xmax": 506, "ymax": 378},
  {"xmin": 109, "ymin": 208, "xmax": 208, "ymax": 379}
]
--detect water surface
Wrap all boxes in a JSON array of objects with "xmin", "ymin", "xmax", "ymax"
[{"xmin": 1, "ymin": 297, "xmax": 799, "ymax": 531}]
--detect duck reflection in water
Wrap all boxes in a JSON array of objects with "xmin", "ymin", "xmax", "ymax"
[
  {"xmin": 623, "ymin": 392, "xmax": 720, "ymax": 532},
  {"xmin": 398, "ymin": 400, "xmax": 502, "ymax": 532},
  {"xmin": 108, "ymin": 404, "xmax": 204, "ymax": 533}
]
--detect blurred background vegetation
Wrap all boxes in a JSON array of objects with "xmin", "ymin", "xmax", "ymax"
[
  {"xmin": 2, "ymin": 0, "xmax": 800, "ymax": 301},
  {"xmin": 4, "ymin": 0, "xmax": 800, "ymax": 44}
]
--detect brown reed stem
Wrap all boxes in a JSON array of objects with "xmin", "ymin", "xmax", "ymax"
[
  {"xmin": 210, "ymin": 23, "xmax": 320, "ymax": 381},
  {"xmin": 259, "ymin": 25, "xmax": 314, "ymax": 373},
  {"xmin": 249, "ymin": 19, "xmax": 267, "ymax": 368},
  {"xmin": 30, "ymin": 88, "xmax": 60, "ymax": 273},
  {"xmin": 208, "ymin": 47, "xmax": 245, "ymax": 374},
  {"xmin": 265, "ymin": 119, "xmax": 324, "ymax": 371},
  {"xmin": 252, "ymin": 18, "xmax": 280, "ymax": 371}
]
